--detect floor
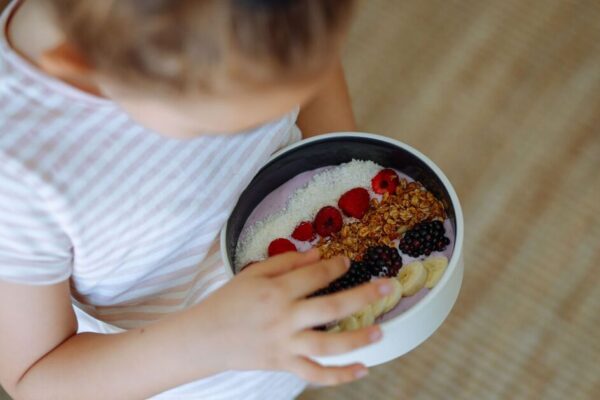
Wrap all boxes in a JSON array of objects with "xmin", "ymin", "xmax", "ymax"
[
  {"xmin": 302, "ymin": 1, "xmax": 600, "ymax": 399},
  {"xmin": 2, "ymin": 0, "xmax": 600, "ymax": 399}
]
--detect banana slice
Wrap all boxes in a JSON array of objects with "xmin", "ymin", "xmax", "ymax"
[
  {"xmin": 356, "ymin": 304, "xmax": 375, "ymax": 328},
  {"xmin": 382, "ymin": 278, "xmax": 404, "ymax": 313},
  {"xmin": 397, "ymin": 261, "xmax": 427, "ymax": 296},
  {"xmin": 424, "ymin": 256, "xmax": 448, "ymax": 289},
  {"xmin": 339, "ymin": 315, "xmax": 360, "ymax": 331},
  {"xmin": 333, "ymin": 305, "xmax": 377, "ymax": 333},
  {"xmin": 371, "ymin": 296, "xmax": 387, "ymax": 317},
  {"xmin": 334, "ymin": 278, "xmax": 407, "ymax": 332}
]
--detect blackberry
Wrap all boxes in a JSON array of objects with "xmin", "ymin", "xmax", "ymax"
[
  {"xmin": 399, "ymin": 220, "xmax": 450, "ymax": 257},
  {"xmin": 363, "ymin": 245, "xmax": 403, "ymax": 278},
  {"xmin": 309, "ymin": 261, "xmax": 371, "ymax": 297}
]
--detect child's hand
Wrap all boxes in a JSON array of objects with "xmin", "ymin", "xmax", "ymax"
[{"xmin": 187, "ymin": 249, "xmax": 393, "ymax": 385}]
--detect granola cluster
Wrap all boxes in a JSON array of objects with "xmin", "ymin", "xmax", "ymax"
[{"xmin": 318, "ymin": 179, "xmax": 446, "ymax": 260}]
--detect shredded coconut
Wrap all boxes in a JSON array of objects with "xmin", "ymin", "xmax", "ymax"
[{"xmin": 235, "ymin": 160, "xmax": 382, "ymax": 270}]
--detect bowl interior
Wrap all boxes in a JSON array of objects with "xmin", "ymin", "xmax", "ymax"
[{"xmin": 225, "ymin": 135, "xmax": 457, "ymax": 269}]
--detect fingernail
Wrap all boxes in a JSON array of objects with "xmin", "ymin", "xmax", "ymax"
[
  {"xmin": 306, "ymin": 248, "xmax": 320, "ymax": 258},
  {"xmin": 355, "ymin": 368, "xmax": 369, "ymax": 379},
  {"xmin": 343, "ymin": 257, "xmax": 351, "ymax": 269},
  {"xmin": 378, "ymin": 280, "xmax": 393, "ymax": 295},
  {"xmin": 369, "ymin": 328, "xmax": 382, "ymax": 342}
]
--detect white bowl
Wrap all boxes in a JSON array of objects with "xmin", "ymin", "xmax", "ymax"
[{"xmin": 220, "ymin": 132, "xmax": 464, "ymax": 367}]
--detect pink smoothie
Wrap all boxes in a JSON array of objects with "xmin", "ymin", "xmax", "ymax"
[{"xmin": 236, "ymin": 162, "xmax": 455, "ymax": 320}]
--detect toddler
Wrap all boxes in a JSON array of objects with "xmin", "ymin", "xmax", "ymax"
[{"xmin": 0, "ymin": 1, "xmax": 394, "ymax": 399}]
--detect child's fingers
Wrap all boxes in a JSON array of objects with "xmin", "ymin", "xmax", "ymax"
[
  {"xmin": 274, "ymin": 256, "xmax": 349, "ymax": 299},
  {"xmin": 288, "ymin": 356, "xmax": 368, "ymax": 386},
  {"xmin": 291, "ymin": 279, "xmax": 393, "ymax": 329},
  {"xmin": 242, "ymin": 249, "xmax": 320, "ymax": 277},
  {"xmin": 291, "ymin": 326, "xmax": 382, "ymax": 357}
]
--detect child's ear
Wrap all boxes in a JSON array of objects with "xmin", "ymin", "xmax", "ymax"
[{"xmin": 39, "ymin": 42, "xmax": 102, "ymax": 95}]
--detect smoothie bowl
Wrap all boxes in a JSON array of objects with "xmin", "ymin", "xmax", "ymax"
[{"xmin": 220, "ymin": 132, "xmax": 464, "ymax": 367}]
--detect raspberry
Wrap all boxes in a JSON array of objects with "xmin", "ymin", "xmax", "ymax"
[
  {"xmin": 338, "ymin": 187, "xmax": 371, "ymax": 219},
  {"xmin": 291, "ymin": 221, "xmax": 315, "ymax": 241},
  {"xmin": 310, "ymin": 261, "xmax": 371, "ymax": 297},
  {"xmin": 399, "ymin": 220, "xmax": 450, "ymax": 257},
  {"xmin": 362, "ymin": 246, "xmax": 403, "ymax": 277},
  {"xmin": 313, "ymin": 206, "xmax": 343, "ymax": 237},
  {"xmin": 268, "ymin": 238, "xmax": 297, "ymax": 257},
  {"xmin": 371, "ymin": 169, "xmax": 400, "ymax": 195}
]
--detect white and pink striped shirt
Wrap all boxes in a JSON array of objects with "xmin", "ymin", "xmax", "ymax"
[{"xmin": 0, "ymin": 2, "xmax": 306, "ymax": 398}]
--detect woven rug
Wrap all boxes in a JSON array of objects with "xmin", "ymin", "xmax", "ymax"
[
  {"xmin": 1, "ymin": 0, "xmax": 599, "ymax": 399},
  {"xmin": 301, "ymin": 0, "xmax": 600, "ymax": 399}
]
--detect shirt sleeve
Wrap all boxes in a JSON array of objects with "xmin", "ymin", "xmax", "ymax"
[
  {"xmin": 278, "ymin": 107, "xmax": 303, "ymax": 150},
  {"xmin": 0, "ymin": 168, "xmax": 73, "ymax": 285}
]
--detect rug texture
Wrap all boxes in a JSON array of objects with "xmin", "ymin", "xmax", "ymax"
[{"xmin": 302, "ymin": 0, "xmax": 600, "ymax": 399}]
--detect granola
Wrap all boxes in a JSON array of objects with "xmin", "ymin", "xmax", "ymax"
[{"xmin": 318, "ymin": 179, "xmax": 446, "ymax": 260}]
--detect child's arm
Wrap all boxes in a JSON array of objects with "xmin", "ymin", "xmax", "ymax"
[
  {"xmin": 0, "ymin": 250, "xmax": 391, "ymax": 400},
  {"xmin": 297, "ymin": 60, "xmax": 356, "ymax": 137}
]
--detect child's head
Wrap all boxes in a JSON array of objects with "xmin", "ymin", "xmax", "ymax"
[{"xmin": 43, "ymin": 0, "xmax": 355, "ymax": 137}]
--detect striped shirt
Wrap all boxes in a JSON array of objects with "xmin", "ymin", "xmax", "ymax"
[{"xmin": 0, "ymin": 2, "xmax": 306, "ymax": 398}]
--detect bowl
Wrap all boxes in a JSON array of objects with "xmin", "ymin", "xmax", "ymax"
[{"xmin": 220, "ymin": 132, "xmax": 464, "ymax": 367}]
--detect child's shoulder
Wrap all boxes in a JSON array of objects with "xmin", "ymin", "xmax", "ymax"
[{"xmin": 0, "ymin": 87, "xmax": 66, "ymax": 169}]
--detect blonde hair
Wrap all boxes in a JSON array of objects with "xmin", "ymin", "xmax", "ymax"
[{"xmin": 47, "ymin": 0, "xmax": 355, "ymax": 94}]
